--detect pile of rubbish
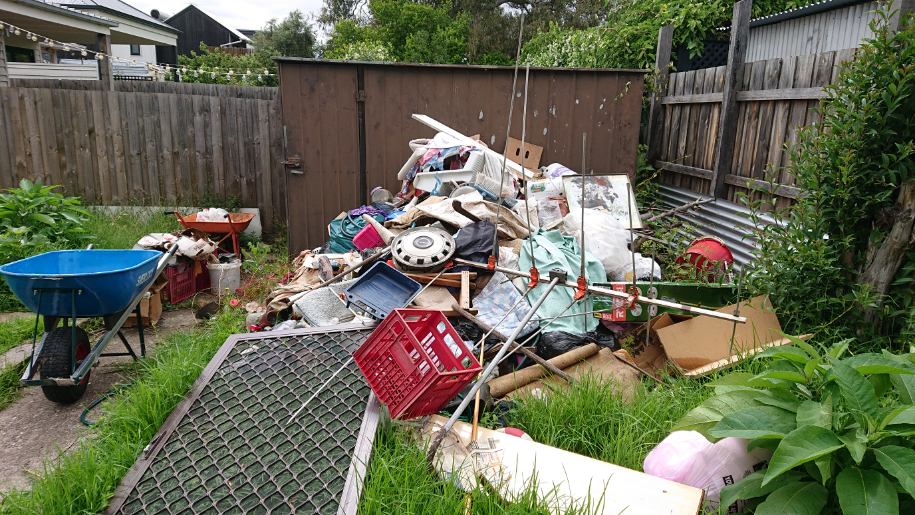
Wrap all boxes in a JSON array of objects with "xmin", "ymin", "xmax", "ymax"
[{"xmin": 254, "ymin": 115, "xmax": 800, "ymax": 513}]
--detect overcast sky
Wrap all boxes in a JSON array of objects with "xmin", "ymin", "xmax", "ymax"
[{"xmin": 129, "ymin": 0, "xmax": 324, "ymax": 32}]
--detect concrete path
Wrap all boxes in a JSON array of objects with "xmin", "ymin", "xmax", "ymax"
[{"xmin": 0, "ymin": 309, "xmax": 197, "ymax": 495}]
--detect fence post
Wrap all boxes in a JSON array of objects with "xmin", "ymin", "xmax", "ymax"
[
  {"xmin": 96, "ymin": 33, "xmax": 114, "ymax": 91},
  {"xmin": 890, "ymin": 0, "xmax": 914, "ymax": 31},
  {"xmin": 0, "ymin": 28, "xmax": 9, "ymax": 87},
  {"xmin": 710, "ymin": 0, "xmax": 751, "ymax": 198},
  {"xmin": 646, "ymin": 25, "xmax": 673, "ymax": 164}
]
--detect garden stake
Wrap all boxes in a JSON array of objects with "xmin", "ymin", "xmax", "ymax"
[
  {"xmin": 452, "ymin": 258, "xmax": 747, "ymax": 323},
  {"xmin": 426, "ymin": 275, "xmax": 562, "ymax": 465}
]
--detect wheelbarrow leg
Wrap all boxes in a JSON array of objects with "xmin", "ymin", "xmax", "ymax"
[{"xmin": 136, "ymin": 305, "xmax": 146, "ymax": 357}]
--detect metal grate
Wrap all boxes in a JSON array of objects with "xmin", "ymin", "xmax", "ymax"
[{"xmin": 107, "ymin": 324, "xmax": 379, "ymax": 514}]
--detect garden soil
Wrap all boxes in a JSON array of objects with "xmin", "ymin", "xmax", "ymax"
[{"xmin": 0, "ymin": 309, "xmax": 197, "ymax": 495}]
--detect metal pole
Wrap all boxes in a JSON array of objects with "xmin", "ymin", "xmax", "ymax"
[
  {"xmin": 452, "ymin": 258, "xmax": 747, "ymax": 323},
  {"xmin": 427, "ymin": 276, "xmax": 561, "ymax": 462}
]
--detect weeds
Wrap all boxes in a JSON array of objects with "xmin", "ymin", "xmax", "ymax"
[
  {"xmin": 84, "ymin": 209, "xmax": 179, "ymax": 250},
  {"xmin": 509, "ymin": 374, "xmax": 712, "ymax": 470},
  {"xmin": 361, "ymin": 425, "xmax": 572, "ymax": 514},
  {"xmin": 0, "ymin": 361, "xmax": 26, "ymax": 412},
  {"xmin": 0, "ymin": 308, "xmax": 245, "ymax": 514},
  {"xmin": 0, "ymin": 316, "xmax": 39, "ymax": 356}
]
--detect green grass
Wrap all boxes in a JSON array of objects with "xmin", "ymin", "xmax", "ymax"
[
  {"xmin": 361, "ymin": 425, "xmax": 575, "ymax": 514},
  {"xmin": 0, "ymin": 316, "xmax": 39, "ymax": 357},
  {"xmin": 0, "ymin": 361, "xmax": 27, "ymax": 412},
  {"xmin": 508, "ymin": 375, "xmax": 711, "ymax": 470},
  {"xmin": 0, "ymin": 308, "xmax": 245, "ymax": 514},
  {"xmin": 84, "ymin": 209, "xmax": 179, "ymax": 250}
]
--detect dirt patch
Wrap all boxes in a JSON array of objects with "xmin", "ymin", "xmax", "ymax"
[{"xmin": 0, "ymin": 309, "xmax": 197, "ymax": 495}]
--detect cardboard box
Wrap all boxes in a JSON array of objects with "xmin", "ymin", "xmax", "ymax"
[
  {"xmin": 123, "ymin": 283, "xmax": 164, "ymax": 328},
  {"xmin": 655, "ymin": 295, "xmax": 792, "ymax": 377},
  {"xmin": 504, "ymin": 136, "xmax": 543, "ymax": 170}
]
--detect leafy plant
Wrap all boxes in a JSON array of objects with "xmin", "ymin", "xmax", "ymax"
[
  {"xmin": 746, "ymin": 11, "xmax": 914, "ymax": 344},
  {"xmin": 0, "ymin": 180, "xmax": 89, "ymax": 264},
  {"xmin": 522, "ymin": 0, "xmax": 807, "ymax": 70},
  {"xmin": 675, "ymin": 340, "xmax": 915, "ymax": 514}
]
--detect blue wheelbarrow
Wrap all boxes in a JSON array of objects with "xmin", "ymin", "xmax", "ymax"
[{"xmin": 0, "ymin": 245, "xmax": 177, "ymax": 403}]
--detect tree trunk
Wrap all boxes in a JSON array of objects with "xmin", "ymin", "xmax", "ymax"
[{"xmin": 860, "ymin": 181, "xmax": 915, "ymax": 324}]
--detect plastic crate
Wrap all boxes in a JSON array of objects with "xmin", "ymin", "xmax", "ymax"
[
  {"xmin": 164, "ymin": 259, "xmax": 196, "ymax": 304},
  {"xmin": 345, "ymin": 262, "xmax": 421, "ymax": 320},
  {"xmin": 354, "ymin": 309, "xmax": 481, "ymax": 419}
]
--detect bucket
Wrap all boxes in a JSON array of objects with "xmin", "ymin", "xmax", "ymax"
[
  {"xmin": 676, "ymin": 237, "xmax": 734, "ymax": 282},
  {"xmin": 208, "ymin": 259, "xmax": 242, "ymax": 296}
]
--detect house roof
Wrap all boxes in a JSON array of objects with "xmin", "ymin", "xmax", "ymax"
[
  {"xmin": 58, "ymin": 0, "xmax": 178, "ymax": 32},
  {"xmin": 6, "ymin": 0, "xmax": 117, "ymax": 26},
  {"xmin": 720, "ymin": 0, "xmax": 872, "ymax": 30},
  {"xmin": 167, "ymin": 4, "xmax": 251, "ymax": 43}
]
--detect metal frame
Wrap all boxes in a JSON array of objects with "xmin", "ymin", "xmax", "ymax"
[{"xmin": 106, "ymin": 321, "xmax": 381, "ymax": 515}]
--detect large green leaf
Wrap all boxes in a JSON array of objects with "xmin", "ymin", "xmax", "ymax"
[
  {"xmin": 836, "ymin": 467, "xmax": 899, "ymax": 515},
  {"xmin": 763, "ymin": 426, "xmax": 844, "ymax": 485},
  {"xmin": 873, "ymin": 446, "xmax": 915, "ymax": 498},
  {"xmin": 754, "ymin": 389, "xmax": 802, "ymax": 412},
  {"xmin": 797, "ymin": 399, "xmax": 832, "ymax": 429},
  {"xmin": 832, "ymin": 362, "xmax": 879, "ymax": 418},
  {"xmin": 710, "ymin": 406, "xmax": 797, "ymax": 440},
  {"xmin": 839, "ymin": 429, "xmax": 868, "ymax": 464},
  {"xmin": 757, "ymin": 345, "xmax": 811, "ymax": 365},
  {"xmin": 674, "ymin": 390, "xmax": 762, "ymax": 436},
  {"xmin": 755, "ymin": 481, "xmax": 828, "ymax": 515},
  {"xmin": 844, "ymin": 354, "xmax": 915, "ymax": 375},
  {"xmin": 29, "ymin": 213, "xmax": 55, "ymax": 226},
  {"xmin": 882, "ymin": 406, "xmax": 915, "ymax": 428},
  {"xmin": 718, "ymin": 470, "xmax": 802, "ymax": 513},
  {"xmin": 892, "ymin": 374, "xmax": 915, "ymax": 404}
]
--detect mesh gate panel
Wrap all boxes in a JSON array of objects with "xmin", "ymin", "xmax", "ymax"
[{"xmin": 111, "ymin": 327, "xmax": 374, "ymax": 514}]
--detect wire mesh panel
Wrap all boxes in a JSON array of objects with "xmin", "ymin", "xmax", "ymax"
[{"xmin": 108, "ymin": 325, "xmax": 376, "ymax": 514}]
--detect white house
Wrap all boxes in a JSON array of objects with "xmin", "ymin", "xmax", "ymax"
[{"xmin": 0, "ymin": 0, "xmax": 177, "ymax": 81}]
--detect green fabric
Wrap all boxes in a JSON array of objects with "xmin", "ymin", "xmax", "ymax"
[{"xmin": 518, "ymin": 230, "xmax": 606, "ymax": 334}]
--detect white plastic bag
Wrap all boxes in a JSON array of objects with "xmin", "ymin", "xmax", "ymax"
[
  {"xmin": 643, "ymin": 431, "xmax": 771, "ymax": 512},
  {"xmin": 561, "ymin": 209, "xmax": 661, "ymax": 281},
  {"xmin": 197, "ymin": 207, "xmax": 229, "ymax": 222}
]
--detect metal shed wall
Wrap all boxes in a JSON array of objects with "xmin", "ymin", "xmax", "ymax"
[
  {"xmin": 277, "ymin": 59, "xmax": 645, "ymax": 254},
  {"xmin": 745, "ymin": 1, "xmax": 878, "ymax": 61}
]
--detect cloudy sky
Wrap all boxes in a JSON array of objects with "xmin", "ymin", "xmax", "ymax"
[{"xmin": 130, "ymin": 0, "xmax": 324, "ymax": 32}]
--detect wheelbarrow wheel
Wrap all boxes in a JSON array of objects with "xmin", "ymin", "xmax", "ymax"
[{"xmin": 39, "ymin": 327, "xmax": 91, "ymax": 404}]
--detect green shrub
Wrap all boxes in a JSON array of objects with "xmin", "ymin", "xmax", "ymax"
[
  {"xmin": 0, "ymin": 179, "xmax": 89, "ymax": 264},
  {"xmin": 522, "ymin": 0, "xmax": 807, "ymax": 69},
  {"xmin": 747, "ymin": 11, "xmax": 915, "ymax": 344},
  {"xmin": 677, "ymin": 339, "xmax": 915, "ymax": 514}
]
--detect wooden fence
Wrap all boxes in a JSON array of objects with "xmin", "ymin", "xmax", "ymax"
[
  {"xmin": 0, "ymin": 80, "xmax": 285, "ymax": 231},
  {"xmin": 646, "ymin": 0, "xmax": 857, "ymax": 209}
]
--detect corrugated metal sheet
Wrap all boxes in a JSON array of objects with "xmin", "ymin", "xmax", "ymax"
[
  {"xmin": 656, "ymin": 184, "xmax": 780, "ymax": 269},
  {"xmin": 745, "ymin": 1, "xmax": 877, "ymax": 61},
  {"xmin": 277, "ymin": 59, "xmax": 645, "ymax": 254}
]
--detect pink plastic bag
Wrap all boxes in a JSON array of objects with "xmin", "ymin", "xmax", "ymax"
[{"xmin": 643, "ymin": 431, "xmax": 770, "ymax": 512}]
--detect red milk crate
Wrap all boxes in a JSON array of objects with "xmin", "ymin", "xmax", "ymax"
[
  {"xmin": 164, "ymin": 259, "xmax": 196, "ymax": 304},
  {"xmin": 354, "ymin": 309, "xmax": 481, "ymax": 419}
]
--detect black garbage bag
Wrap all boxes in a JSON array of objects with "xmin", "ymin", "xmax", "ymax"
[
  {"xmin": 537, "ymin": 329, "xmax": 617, "ymax": 360},
  {"xmin": 453, "ymin": 220, "xmax": 496, "ymax": 265}
]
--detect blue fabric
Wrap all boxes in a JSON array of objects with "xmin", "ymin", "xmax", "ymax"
[{"xmin": 519, "ymin": 230, "xmax": 606, "ymax": 334}]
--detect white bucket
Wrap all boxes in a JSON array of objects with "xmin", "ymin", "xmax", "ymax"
[{"xmin": 208, "ymin": 260, "xmax": 242, "ymax": 296}]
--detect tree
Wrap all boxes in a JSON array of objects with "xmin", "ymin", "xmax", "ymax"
[
  {"xmin": 323, "ymin": 0, "xmax": 469, "ymax": 64},
  {"xmin": 253, "ymin": 10, "xmax": 316, "ymax": 59}
]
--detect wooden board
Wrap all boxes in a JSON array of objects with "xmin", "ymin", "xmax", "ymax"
[{"xmin": 423, "ymin": 415, "xmax": 704, "ymax": 515}]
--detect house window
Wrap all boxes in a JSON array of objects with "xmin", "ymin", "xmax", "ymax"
[{"xmin": 130, "ymin": 44, "xmax": 141, "ymax": 56}]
